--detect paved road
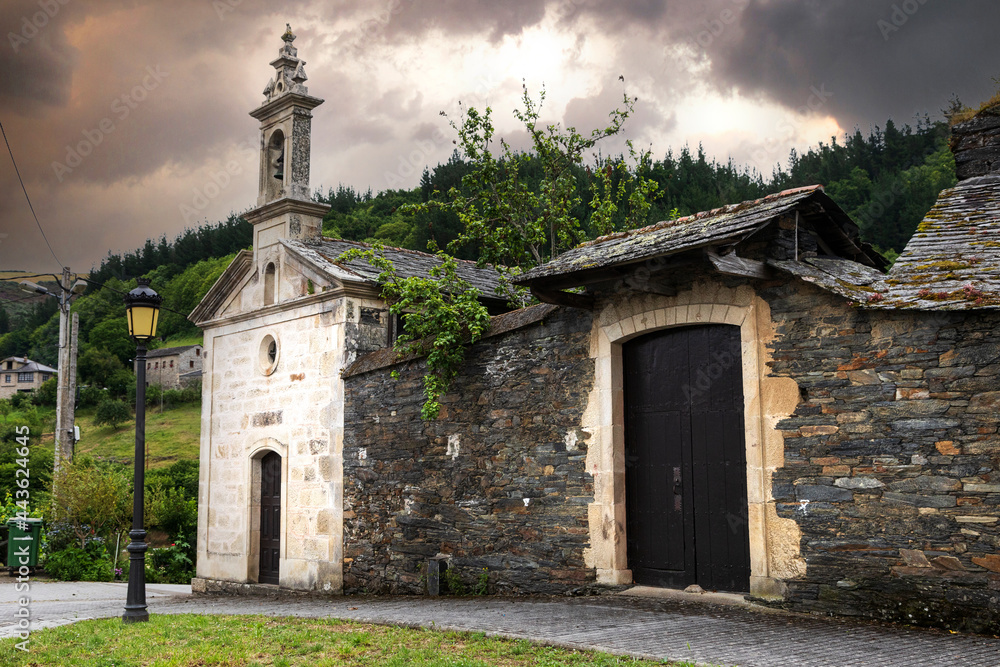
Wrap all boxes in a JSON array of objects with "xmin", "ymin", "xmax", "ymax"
[{"xmin": 2, "ymin": 580, "xmax": 999, "ymax": 666}]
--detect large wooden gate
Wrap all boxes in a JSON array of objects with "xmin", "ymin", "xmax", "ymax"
[
  {"xmin": 623, "ymin": 325, "xmax": 750, "ymax": 592},
  {"xmin": 258, "ymin": 451, "xmax": 281, "ymax": 585}
]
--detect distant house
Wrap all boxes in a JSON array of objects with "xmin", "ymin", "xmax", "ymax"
[
  {"xmin": 0, "ymin": 357, "xmax": 57, "ymax": 399},
  {"xmin": 145, "ymin": 345, "xmax": 204, "ymax": 390}
]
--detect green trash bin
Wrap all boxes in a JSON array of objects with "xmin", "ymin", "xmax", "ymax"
[{"xmin": 6, "ymin": 518, "xmax": 43, "ymax": 571}]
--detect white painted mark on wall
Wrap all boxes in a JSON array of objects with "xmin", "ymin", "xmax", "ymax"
[
  {"xmin": 523, "ymin": 498, "xmax": 531, "ymax": 507},
  {"xmin": 372, "ymin": 414, "xmax": 380, "ymax": 424},
  {"xmin": 798, "ymin": 499, "xmax": 810, "ymax": 515},
  {"xmin": 358, "ymin": 447, "xmax": 367, "ymax": 460},
  {"xmin": 446, "ymin": 434, "xmax": 460, "ymax": 460},
  {"xmin": 564, "ymin": 430, "xmax": 579, "ymax": 452}
]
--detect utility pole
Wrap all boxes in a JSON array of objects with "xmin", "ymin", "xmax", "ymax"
[
  {"xmin": 22, "ymin": 269, "xmax": 85, "ymax": 477},
  {"xmin": 53, "ymin": 268, "xmax": 79, "ymax": 475}
]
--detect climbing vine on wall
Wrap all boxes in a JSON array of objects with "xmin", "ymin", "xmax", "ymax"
[{"xmin": 336, "ymin": 242, "xmax": 491, "ymax": 420}]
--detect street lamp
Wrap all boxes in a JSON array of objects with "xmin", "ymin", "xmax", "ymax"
[{"xmin": 122, "ymin": 278, "xmax": 162, "ymax": 624}]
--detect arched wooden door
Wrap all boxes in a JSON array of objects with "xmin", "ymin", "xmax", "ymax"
[
  {"xmin": 623, "ymin": 324, "xmax": 750, "ymax": 592},
  {"xmin": 258, "ymin": 451, "xmax": 281, "ymax": 585}
]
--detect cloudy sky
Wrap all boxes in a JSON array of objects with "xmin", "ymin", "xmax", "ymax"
[{"xmin": 1, "ymin": 0, "xmax": 998, "ymax": 274}]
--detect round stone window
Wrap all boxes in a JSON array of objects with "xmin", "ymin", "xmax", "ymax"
[{"xmin": 259, "ymin": 334, "xmax": 279, "ymax": 375}]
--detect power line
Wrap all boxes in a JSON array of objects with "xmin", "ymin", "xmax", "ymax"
[
  {"xmin": 0, "ymin": 120, "xmax": 63, "ymax": 269},
  {"xmin": 0, "ymin": 273, "xmax": 61, "ymax": 282},
  {"xmin": 77, "ymin": 276, "xmax": 189, "ymax": 318}
]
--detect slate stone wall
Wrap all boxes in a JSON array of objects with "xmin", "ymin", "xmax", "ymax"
[
  {"xmin": 951, "ymin": 111, "xmax": 1000, "ymax": 181},
  {"xmin": 760, "ymin": 280, "xmax": 1000, "ymax": 634},
  {"xmin": 342, "ymin": 307, "xmax": 596, "ymax": 595},
  {"xmin": 341, "ymin": 270, "xmax": 1000, "ymax": 632}
]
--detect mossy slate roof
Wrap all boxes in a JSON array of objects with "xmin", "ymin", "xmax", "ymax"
[
  {"xmin": 289, "ymin": 237, "xmax": 505, "ymax": 299},
  {"xmin": 876, "ymin": 177, "xmax": 1000, "ymax": 310},
  {"xmin": 517, "ymin": 186, "xmax": 842, "ymax": 285}
]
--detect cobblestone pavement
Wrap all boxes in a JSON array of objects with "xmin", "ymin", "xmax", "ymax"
[{"xmin": 2, "ymin": 582, "xmax": 999, "ymax": 666}]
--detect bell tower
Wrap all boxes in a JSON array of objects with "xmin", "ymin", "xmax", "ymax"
[{"xmin": 245, "ymin": 25, "xmax": 329, "ymax": 261}]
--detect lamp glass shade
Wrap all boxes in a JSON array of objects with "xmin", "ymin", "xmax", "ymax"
[
  {"xmin": 124, "ymin": 278, "xmax": 163, "ymax": 342},
  {"xmin": 126, "ymin": 304, "xmax": 160, "ymax": 340}
]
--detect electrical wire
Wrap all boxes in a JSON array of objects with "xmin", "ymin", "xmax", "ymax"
[
  {"xmin": 0, "ymin": 273, "xmax": 61, "ymax": 283},
  {"xmin": 0, "ymin": 120, "xmax": 63, "ymax": 269},
  {"xmin": 77, "ymin": 276, "xmax": 190, "ymax": 318}
]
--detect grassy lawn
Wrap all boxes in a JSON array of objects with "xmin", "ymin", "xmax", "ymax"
[
  {"xmin": 1, "ymin": 615, "xmax": 682, "ymax": 666},
  {"xmin": 73, "ymin": 402, "xmax": 201, "ymax": 468},
  {"xmin": 156, "ymin": 333, "xmax": 204, "ymax": 348}
]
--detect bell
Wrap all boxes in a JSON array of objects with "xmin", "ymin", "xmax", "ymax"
[{"xmin": 273, "ymin": 151, "xmax": 284, "ymax": 180}]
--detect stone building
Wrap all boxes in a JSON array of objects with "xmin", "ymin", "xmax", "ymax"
[
  {"xmin": 193, "ymin": 26, "xmax": 1000, "ymax": 634},
  {"xmin": 338, "ymin": 109, "xmax": 1000, "ymax": 633},
  {"xmin": 189, "ymin": 27, "xmax": 503, "ymax": 592},
  {"xmin": 0, "ymin": 356, "xmax": 57, "ymax": 399},
  {"xmin": 144, "ymin": 345, "xmax": 203, "ymax": 390}
]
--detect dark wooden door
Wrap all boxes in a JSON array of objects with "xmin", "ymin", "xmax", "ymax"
[
  {"xmin": 259, "ymin": 451, "xmax": 281, "ymax": 585},
  {"xmin": 624, "ymin": 325, "xmax": 750, "ymax": 592}
]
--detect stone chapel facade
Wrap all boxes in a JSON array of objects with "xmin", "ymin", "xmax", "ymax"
[{"xmin": 193, "ymin": 27, "xmax": 1000, "ymax": 634}]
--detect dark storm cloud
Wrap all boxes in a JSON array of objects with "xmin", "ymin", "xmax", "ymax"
[
  {"xmin": 3, "ymin": 0, "xmax": 999, "ymax": 272},
  {"xmin": 708, "ymin": 0, "xmax": 1000, "ymax": 129},
  {"xmin": 0, "ymin": 0, "xmax": 79, "ymax": 111}
]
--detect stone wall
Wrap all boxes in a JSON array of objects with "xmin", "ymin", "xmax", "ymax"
[
  {"xmin": 340, "ymin": 268, "xmax": 1000, "ymax": 633},
  {"xmin": 761, "ymin": 281, "xmax": 1000, "ymax": 633},
  {"xmin": 147, "ymin": 346, "xmax": 202, "ymax": 390},
  {"xmin": 951, "ymin": 110, "xmax": 1000, "ymax": 181},
  {"xmin": 342, "ymin": 307, "xmax": 597, "ymax": 595}
]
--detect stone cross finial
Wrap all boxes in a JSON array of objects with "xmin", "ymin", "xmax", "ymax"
[{"xmin": 283, "ymin": 23, "xmax": 295, "ymax": 42}]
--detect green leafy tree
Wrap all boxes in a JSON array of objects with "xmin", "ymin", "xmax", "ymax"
[
  {"xmin": 407, "ymin": 84, "xmax": 657, "ymax": 302},
  {"xmin": 49, "ymin": 456, "xmax": 132, "ymax": 550},
  {"xmin": 77, "ymin": 345, "xmax": 126, "ymax": 388},
  {"xmin": 33, "ymin": 377, "xmax": 57, "ymax": 407},
  {"xmin": 94, "ymin": 398, "xmax": 132, "ymax": 430}
]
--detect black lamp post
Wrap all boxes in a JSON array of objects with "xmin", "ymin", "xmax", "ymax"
[{"xmin": 122, "ymin": 278, "xmax": 162, "ymax": 623}]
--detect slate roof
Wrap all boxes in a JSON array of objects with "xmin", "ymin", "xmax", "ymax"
[
  {"xmin": 289, "ymin": 238, "xmax": 505, "ymax": 299},
  {"xmin": 147, "ymin": 345, "xmax": 201, "ymax": 359},
  {"xmin": 876, "ymin": 177, "xmax": 1000, "ymax": 310},
  {"xmin": 14, "ymin": 360, "xmax": 57, "ymax": 374},
  {"xmin": 516, "ymin": 186, "xmax": 878, "ymax": 287}
]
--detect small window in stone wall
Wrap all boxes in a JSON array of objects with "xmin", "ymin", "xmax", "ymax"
[
  {"xmin": 259, "ymin": 334, "xmax": 279, "ymax": 375},
  {"xmin": 264, "ymin": 262, "xmax": 276, "ymax": 305},
  {"xmin": 190, "ymin": 360, "xmax": 194, "ymax": 368},
  {"xmin": 170, "ymin": 360, "xmax": 174, "ymax": 368}
]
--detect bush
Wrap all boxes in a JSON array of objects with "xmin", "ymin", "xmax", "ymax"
[
  {"xmin": 9, "ymin": 392, "xmax": 31, "ymax": 409},
  {"xmin": 33, "ymin": 377, "xmax": 57, "ymax": 407},
  {"xmin": 94, "ymin": 399, "xmax": 132, "ymax": 430},
  {"xmin": 147, "ymin": 483, "xmax": 197, "ymax": 541},
  {"xmin": 146, "ymin": 540, "xmax": 194, "ymax": 584},
  {"xmin": 146, "ymin": 459, "xmax": 199, "ymax": 500},
  {"xmin": 44, "ymin": 540, "xmax": 114, "ymax": 582},
  {"xmin": 78, "ymin": 384, "xmax": 107, "ymax": 408},
  {"xmin": 145, "ymin": 384, "xmax": 163, "ymax": 407}
]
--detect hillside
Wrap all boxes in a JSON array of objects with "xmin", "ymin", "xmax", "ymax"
[{"xmin": 70, "ymin": 402, "xmax": 201, "ymax": 469}]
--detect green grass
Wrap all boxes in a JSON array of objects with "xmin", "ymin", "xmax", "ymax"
[
  {"xmin": 155, "ymin": 332, "xmax": 204, "ymax": 348},
  {"xmin": 73, "ymin": 402, "xmax": 201, "ymax": 468},
  {"xmin": 0, "ymin": 614, "xmax": 687, "ymax": 666}
]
